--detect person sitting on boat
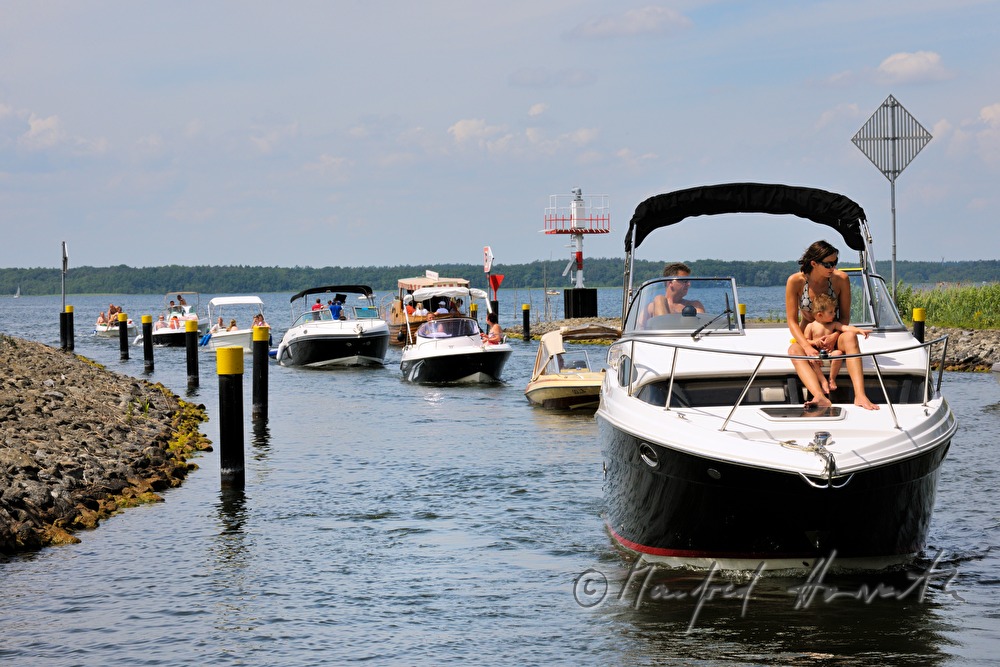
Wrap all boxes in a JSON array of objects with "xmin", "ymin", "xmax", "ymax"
[
  {"xmin": 481, "ymin": 312, "xmax": 503, "ymax": 345},
  {"xmin": 210, "ymin": 316, "xmax": 224, "ymax": 333},
  {"xmin": 786, "ymin": 240, "xmax": 878, "ymax": 410},
  {"xmin": 329, "ymin": 299, "xmax": 343, "ymax": 320},
  {"xmin": 96, "ymin": 311, "xmax": 107, "ymax": 326},
  {"xmin": 413, "ymin": 302, "xmax": 428, "ymax": 317},
  {"xmin": 108, "ymin": 303, "xmax": 119, "ymax": 320},
  {"xmin": 434, "ymin": 300, "xmax": 450, "ymax": 315},
  {"xmin": 403, "ymin": 295, "xmax": 415, "ymax": 316},
  {"xmin": 801, "ymin": 293, "xmax": 871, "ymax": 395},
  {"xmin": 311, "ymin": 298, "xmax": 324, "ymax": 311},
  {"xmin": 450, "ymin": 298, "xmax": 464, "ymax": 316},
  {"xmin": 177, "ymin": 294, "xmax": 187, "ymax": 306},
  {"xmin": 154, "ymin": 314, "xmax": 169, "ymax": 330},
  {"xmin": 227, "ymin": 318, "xmax": 238, "ymax": 332},
  {"xmin": 168, "ymin": 315, "xmax": 181, "ymax": 329},
  {"xmin": 645, "ymin": 263, "xmax": 705, "ymax": 323}
]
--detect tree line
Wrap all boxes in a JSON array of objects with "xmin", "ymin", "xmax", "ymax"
[{"xmin": 1, "ymin": 259, "xmax": 997, "ymax": 296}]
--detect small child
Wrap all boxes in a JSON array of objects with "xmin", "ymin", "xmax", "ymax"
[{"xmin": 802, "ymin": 293, "xmax": 871, "ymax": 395}]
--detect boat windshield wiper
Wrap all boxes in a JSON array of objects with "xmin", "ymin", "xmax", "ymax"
[{"xmin": 692, "ymin": 295, "xmax": 733, "ymax": 341}]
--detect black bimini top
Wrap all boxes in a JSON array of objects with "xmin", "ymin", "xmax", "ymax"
[
  {"xmin": 289, "ymin": 285, "xmax": 374, "ymax": 303},
  {"xmin": 625, "ymin": 183, "xmax": 867, "ymax": 252}
]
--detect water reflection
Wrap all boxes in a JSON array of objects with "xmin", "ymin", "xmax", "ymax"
[{"xmin": 588, "ymin": 556, "xmax": 958, "ymax": 666}]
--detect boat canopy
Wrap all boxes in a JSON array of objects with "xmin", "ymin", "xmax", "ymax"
[
  {"xmin": 208, "ymin": 296, "xmax": 264, "ymax": 307},
  {"xmin": 411, "ymin": 286, "xmax": 488, "ymax": 302},
  {"xmin": 397, "ymin": 275, "xmax": 469, "ymax": 291},
  {"xmin": 625, "ymin": 183, "xmax": 868, "ymax": 252},
  {"xmin": 289, "ymin": 285, "xmax": 374, "ymax": 303}
]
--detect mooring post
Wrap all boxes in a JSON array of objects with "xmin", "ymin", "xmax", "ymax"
[
  {"xmin": 252, "ymin": 325, "xmax": 269, "ymax": 423},
  {"xmin": 65, "ymin": 305, "xmax": 75, "ymax": 351},
  {"xmin": 118, "ymin": 312, "xmax": 130, "ymax": 360},
  {"xmin": 739, "ymin": 303, "xmax": 746, "ymax": 328},
  {"xmin": 141, "ymin": 315, "xmax": 154, "ymax": 372},
  {"xmin": 185, "ymin": 319, "xmax": 200, "ymax": 388},
  {"xmin": 913, "ymin": 307, "xmax": 926, "ymax": 344},
  {"xmin": 59, "ymin": 309, "xmax": 68, "ymax": 351},
  {"xmin": 522, "ymin": 303, "xmax": 531, "ymax": 341},
  {"xmin": 217, "ymin": 346, "xmax": 245, "ymax": 489}
]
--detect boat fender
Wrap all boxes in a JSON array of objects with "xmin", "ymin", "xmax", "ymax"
[
  {"xmin": 397, "ymin": 329, "xmax": 405, "ymax": 342},
  {"xmin": 200, "ymin": 333, "xmax": 212, "ymax": 346}
]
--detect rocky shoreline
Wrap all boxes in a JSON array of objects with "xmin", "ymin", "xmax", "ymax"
[
  {"xmin": 0, "ymin": 335, "xmax": 210, "ymax": 555},
  {"xmin": 506, "ymin": 319, "xmax": 1000, "ymax": 371}
]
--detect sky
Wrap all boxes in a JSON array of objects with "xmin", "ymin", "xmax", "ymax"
[{"xmin": 2, "ymin": 1, "xmax": 998, "ymax": 273}]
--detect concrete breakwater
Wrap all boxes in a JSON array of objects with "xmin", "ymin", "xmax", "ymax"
[
  {"xmin": 0, "ymin": 335, "xmax": 210, "ymax": 555},
  {"xmin": 506, "ymin": 319, "xmax": 1000, "ymax": 371}
]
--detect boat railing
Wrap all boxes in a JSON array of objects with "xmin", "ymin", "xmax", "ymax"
[{"xmin": 615, "ymin": 333, "xmax": 949, "ymax": 432}]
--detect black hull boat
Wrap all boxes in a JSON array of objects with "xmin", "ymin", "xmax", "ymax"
[
  {"xmin": 400, "ymin": 347, "xmax": 511, "ymax": 384},
  {"xmin": 275, "ymin": 285, "xmax": 390, "ymax": 369},
  {"xmin": 278, "ymin": 331, "xmax": 389, "ymax": 368},
  {"xmin": 598, "ymin": 183, "xmax": 957, "ymax": 571},
  {"xmin": 399, "ymin": 286, "xmax": 512, "ymax": 384},
  {"xmin": 599, "ymin": 417, "xmax": 950, "ymax": 569}
]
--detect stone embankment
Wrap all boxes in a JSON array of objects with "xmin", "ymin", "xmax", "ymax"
[
  {"xmin": 506, "ymin": 320, "xmax": 1000, "ymax": 371},
  {"xmin": 0, "ymin": 335, "xmax": 210, "ymax": 555}
]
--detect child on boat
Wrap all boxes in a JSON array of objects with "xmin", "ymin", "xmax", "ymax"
[{"xmin": 802, "ymin": 293, "xmax": 871, "ymax": 395}]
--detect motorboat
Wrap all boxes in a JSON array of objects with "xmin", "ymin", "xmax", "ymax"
[
  {"xmin": 275, "ymin": 285, "xmax": 389, "ymax": 368},
  {"xmin": 93, "ymin": 317, "xmax": 138, "ymax": 339},
  {"xmin": 384, "ymin": 270, "xmax": 470, "ymax": 346},
  {"xmin": 524, "ymin": 324, "xmax": 620, "ymax": 410},
  {"xmin": 201, "ymin": 296, "xmax": 268, "ymax": 353},
  {"xmin": 143, "ymin": 291, "xmax": 209, "ymax": 347},
  {"xmin": 598, "ymin": 183, "xmax": 957, "ymax": 571},
  {"xmin": 400, "ymin": 286, "xmax": 511, "ymax": 383}
]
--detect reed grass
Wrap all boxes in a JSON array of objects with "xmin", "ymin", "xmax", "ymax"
[{"xmin": 896, "ymin": 282, "xmax": 1000, "ymax": 329}]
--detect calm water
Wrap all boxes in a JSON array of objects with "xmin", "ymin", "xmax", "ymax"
[{"xmin": 1, "ymin": 290, "xmax": 998, "ymax": 666}]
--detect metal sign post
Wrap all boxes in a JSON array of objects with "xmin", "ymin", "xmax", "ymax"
[
  {"xmin": 61, "ymin": 241, "xmax": 69, "ymax": 311},
  {"xmin": 852, "ymin": 94, "xmax": 931, "ymax": 300}
]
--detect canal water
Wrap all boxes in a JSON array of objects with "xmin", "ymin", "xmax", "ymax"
[{"xmin": 0, "ymin": 291, "xmax": 997, "ymax": 666}]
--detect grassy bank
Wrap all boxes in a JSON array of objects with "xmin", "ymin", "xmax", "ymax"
[{"xmin": 896, "ymin": 282, "xmax": 1000, "ymax": 329}]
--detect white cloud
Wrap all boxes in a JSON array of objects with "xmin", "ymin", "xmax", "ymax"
[
  {"xmin": 448, "ymin": 118, "xmax": 508, "ymax": 145},
  {"xmin": 19, "ymin": 113, "xmax": 63, "ymax": 149},
  {"xmin": 508, "ymin": 67, "xmax": 596, "ymax": 88},
  {"xmin": 815, "ymin": 103, "xmax": 860, "ymax": 129},
  {"xmin": 572, "ymin": 6, "xmax": 692, "ymax": 38},
  {"xmin": 528, "ymin": 103, "xmax": 547, "ymax": 117},
  {"xmin": 975, "ymin": 102, "xmax": 1000, "ymax": 165},
  {"xmin": 876, "ymin": 51, "xmax": 951, "ymax": 84},
  {"xmin": 249, "ymin": 122, "xmax": 299, "ymax": 154}
]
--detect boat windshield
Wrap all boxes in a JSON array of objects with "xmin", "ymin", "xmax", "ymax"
[
  {"xmin": 844, "ymin": 269, "xmax": 905, "ymax": 329},
  {"xmin": 545, "ymin": 350, "xmax": 592, "ymax": 375},
  {"xmin": 624, "ymin": 277, "xmax": 742, "ymax": 335},
  {"xmin": 416, "ymin": 318, "xmax": 481, "ymax": 339}
]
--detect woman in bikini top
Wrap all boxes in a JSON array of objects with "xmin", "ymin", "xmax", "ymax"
[{"xmin": 799, "ymin": 278, "xmax": 838, "ymax": 319}]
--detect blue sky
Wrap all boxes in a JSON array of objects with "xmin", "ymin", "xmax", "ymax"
[{"xmin": 2, "ymin": 1, "xmax": 998, "ymax": 272}]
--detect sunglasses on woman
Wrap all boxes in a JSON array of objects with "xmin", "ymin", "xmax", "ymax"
[{"xmin": 818, "ymin": 259, "xmax": 838, "ymax": 269}]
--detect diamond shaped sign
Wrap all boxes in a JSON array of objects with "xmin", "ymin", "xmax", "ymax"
[{"xmin": 852, "ymin": 94, "xmax": 932, "ymax": 183}]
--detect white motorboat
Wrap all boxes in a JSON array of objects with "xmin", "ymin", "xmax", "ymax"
[
  {"xmin": 138, "ymin": 291, "xmax": 209, "ymax": 347},
  {"xmin": 93, "ymin": 318, "xmax": 138, "ymax": 339},
  {"xmin": 598, "ymin": 183, "xmax": 957, "ymax": 571},
  {"xmin": 524, "ymin": 323, "xmax": 619, "ymax": 410},
  {"xmin": 202, "ymin": 296, "xmax": 268, "ymax": 353},
  {"xmin": 400, "ymin": 287, "xmax": 512, "ymax": 384},
  {"xmin": 275, "ymin": 285, "xmax": 389, "ymax": 368}
]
